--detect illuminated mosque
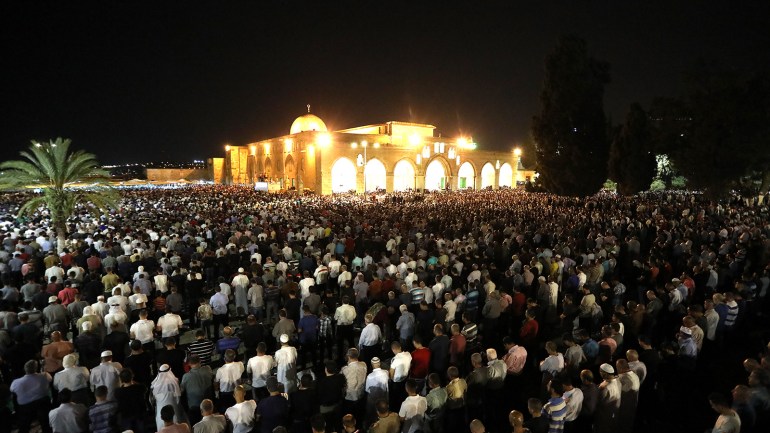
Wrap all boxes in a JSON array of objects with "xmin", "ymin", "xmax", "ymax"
[{"xmin": 212, "ymin": 108, "xmax": 535, "ymax": 194}]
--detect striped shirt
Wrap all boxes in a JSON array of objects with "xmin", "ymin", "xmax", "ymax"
[
  {"xmin": 542, "ymin": 396, "xmax": 567, "ymax": 433},
  {"xmin": 88, "ymin": 400, "xmax": 118, "ymax": 433},
  {"xmin": 725, "ymin": 301, "xmax": 739, "ymax": 327},
  {"xmin": 410, "ymin": 287, "xmax": 425, "ymax": 305},
  {"xmin": 187, "ymin": 338, "xmax": 215, "ymax": 366}
]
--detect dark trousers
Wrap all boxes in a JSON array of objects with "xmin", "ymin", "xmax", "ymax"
[
  {"xmin": 212, "ymin": 313, "xmax": 228, "ymax": 339},
  {"xmin": 336, "ymin": 324, "xmax": 354, "ymax": 360},
  {"xmin": 217, "ymin": 391, "xmax": 234, "ymax": 413},
  {"xmin": 15, "ymin": 398, "xmax": 52, "ymax": 433},
  {"xmin": 360, "ymin": 344, "xmax": 380, "ymax": 366},
  {"xmin": 319, "ymin": 336, "xmax": 334, "ymax": 361},
  {"xmin": 299, "ymin": 340, "xmax": 318, "ymax": 369},
  {"xmin": 120, "ymin": 415, "xmax": 145, "ymax": 433}
]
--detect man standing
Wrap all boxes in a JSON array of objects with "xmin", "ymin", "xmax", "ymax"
[
  {"xmin": 365, "ymin": 357, "xmax": 390, "ymax": 422},
  {"xmin": 10, "ymin": 360, "xmax": 52, "ymax": 433},
  {"xmin": 542, "ymin": 379, "xmax": 567, "ymax": 433},
  {"xmin": 91, "ymin": 350, "xmax": 122, "ymax": 401},
  {"xmin": 181, "ymin": 355, "xmax": 214, "ymax": 427},
  {"xmin": 341, "ymin": 348, "xmax": 367, "ymax": 423},
  {"xmin": 209, "ymin": 286, "xmax": 229, "ymax": 340},
  {"xmin": 48, "ymin": 389, "xmax": 88, "ymax": 433},
  {"xmin": 398, "ymin": 379, "xmax": 427, "ymax": 433},
  {"xmin": 358, "ymin": 313, "xmax": 382, "ymax": 366},
  {"xmin": 193, "ymin": 399, "xmax": 226, "ymax": 433},
  {"xmin": 334, "ymin": 296, "xmax": 357, "ymax": 361},
  {"xmin": 275, "ymin": 334, "xmax": 298, "ymax": 393},
  {"xmin": 298, "ymin": 305, "xmax": 320, "ymax": 369},
  {"xmin": 708, "ymin": 393, "xmax": 741, "ymax": 433}
]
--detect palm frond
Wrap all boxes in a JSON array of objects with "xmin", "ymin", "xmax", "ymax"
[{"xmin": 17, "ymin": 195, "xmax": 48, "ymax": 217}]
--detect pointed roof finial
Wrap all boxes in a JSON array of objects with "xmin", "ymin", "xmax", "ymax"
[{"xmin": 307, "ymin": 104, "xmax": 311, "ymax": 114}]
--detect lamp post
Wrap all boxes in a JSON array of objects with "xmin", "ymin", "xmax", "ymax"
[
  {"xmin": 224, "ymin": 144, "xmax": 231, "ymax": 185},
  {"xmin": 513, "ymin": 147, "xmax": 522, "ymax": 188}
]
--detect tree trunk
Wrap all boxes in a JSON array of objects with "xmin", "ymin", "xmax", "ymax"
[{"xmin": 56, "ymin": 221, "xmax": 67, "ymax": 254}]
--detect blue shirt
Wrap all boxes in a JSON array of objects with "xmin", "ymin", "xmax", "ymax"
[
  {"xmin": 10, "ymin": 373, "xmax": 50, "ymax": 405},
  {"xmin": 256, "ymin": 394, "xmax": 289, "ymax": 433},
  {"xmin": 542, "ymin": 396, "xmax": 567, "ymax": 433},
  {"xmin": 298, "ymin": 314, "xmax": 320, "ymax": 344},
  {"xmin": 582, "ymin": 339, "xmax": 599, "ymax": 360}
]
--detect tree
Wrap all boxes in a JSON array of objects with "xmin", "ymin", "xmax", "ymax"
[
  {"xmin": 650, "ymin": 61, "xmax": 770, "ymax": 197},
  {"xmin": 0, "ymin": 138, "xmax": 118, "ymax": 253},
  {"xmin": 532, "ymin": 35, "xmax": 611, "ymax": 196},
  {"xmin": 608, "ymin": 103, "xmax": 657, "ymax": 195}
]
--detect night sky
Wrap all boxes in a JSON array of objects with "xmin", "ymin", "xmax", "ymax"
[{"xmin": 2, "ymin": 1, "xmax": 769, "ymax": 165}]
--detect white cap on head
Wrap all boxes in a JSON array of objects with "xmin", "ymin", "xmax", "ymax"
[
  {"xmin": 49, "ymin": 296, "xmax": 58, "ymax": 303},
  {"xmin": 280, "ymin": 334, "xmax": 289, "ymax": 343},
  {"xmin": 238, "ymin": 267, "xmax": 245, "ymax": 273},
  {"xmin": 100, "ymin": 350, "xmax": 113, "ymax": 358},
  {"xmin": 600, "ymin": 363, "xmax": 615, "ymax": 374},
  {"xmin": 679, "ymin": 326, "xmax": 692, "ymax": 335},
  {"xmin": 82, "ymin": 321, "xmax": 92, "ymax": 331}
]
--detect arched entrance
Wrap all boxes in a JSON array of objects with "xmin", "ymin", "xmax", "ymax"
[
  {"xmin": 457, "ymin": 162, "xmax": 476, "ymax": 190},
  {"xmin": 264, "ymin": 157, "xmax": 272, "ymax": 180},
  {"xmin": 284, "ymin": 155, "xmax": 296, "ymax": 189},
  {"xmin": 364, "ymin": 158, "xmax": 386, "ymax": 192},
  {"xmin": 393, "ymin": 159, "xmax": 415, "ymax": 191},
  {"xmin": 425, "ymin": 159, "xmax": 448, "ymax": 191},
  {"xmin": 481, "ymin": 162, "xmax": 496, "ymax": 189},
  {"xmin": 499, "ymin": 162, "xmax": 513, "ymax": 188},
  {"xmin": 331, "ymin": 157, "xmax": 357, "ymax": 193}
]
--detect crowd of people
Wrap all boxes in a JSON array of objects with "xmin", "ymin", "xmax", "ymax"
[{"xmin": 0, "ymin": 185, "xmax": 769, "ymax": 433}]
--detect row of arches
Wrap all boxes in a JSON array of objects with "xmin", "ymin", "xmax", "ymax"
[{"xmin": 329, "ymin": 157, "xmax": 514, "ymax": 193}]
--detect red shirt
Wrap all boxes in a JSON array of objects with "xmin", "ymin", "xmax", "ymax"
[
  {"xmin": 450, "ymin": 334, "xmax": 466, "ymax": 365},
  {"xmin": 511, "ymin": 292, "xmax": 527, "ymax": 316},
  {"xmin": 410, "ymin": 347, "xmax": 431, "ymax": 379},
  {"xmin": 520, "ymin": 319, "xmax": 539, "ymax": 346},
  {"xmin": 58, "ymin": 287, "xmax": 78, "ymax": 306}
]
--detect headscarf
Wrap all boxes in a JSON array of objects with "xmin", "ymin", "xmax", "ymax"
[{"xmin": 151, "ymin": 364, "xmax": 181, "ymax": 397}]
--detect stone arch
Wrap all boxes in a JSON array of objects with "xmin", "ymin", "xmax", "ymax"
[
  {"xmin": 393, "ymin": 158, "xmax": 416, "ymax": 191},
  {"xmin": 330, "ymin": 157, "xmax": 357, "ymax": 193},
  {"xmin": 284, "ymin": 155, "xmax": 296, "ymax": 188},
  {"xmin": 425, "ymin": 156, "xmax": 451, "ymax": 191},
  {"xmin": 499, "ymin": 162, "xmax": 513, "ymax": 188},
  {"xmin": 364, "ymin": 158, "xmax": 387, "ymax": 192},
  {"xmin": 481, "ymin": 162, "xmax": 496, "ymax": 189},
  {"xmin": 264, "ymin": 156, "xmax": 272, "ymax": 179},
  {"xmin": 457, "ymin": 161, "xmax": 476, "ymax": 190}
]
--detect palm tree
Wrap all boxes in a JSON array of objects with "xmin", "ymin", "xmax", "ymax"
[{"xmin": 0, "ymin": 137, "xmax": 119, "ymax": 253}]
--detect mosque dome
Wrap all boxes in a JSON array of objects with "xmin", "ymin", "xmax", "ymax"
[{"xmin": 290, "ymin": 114, "xmax": 328, "ymax": 135}]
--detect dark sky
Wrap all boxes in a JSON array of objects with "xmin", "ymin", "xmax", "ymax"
[{"xmin": 2, "ymin": 1, "xmax": 769, "ymax": 164}]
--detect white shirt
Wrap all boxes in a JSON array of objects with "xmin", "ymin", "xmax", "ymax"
[
  {"xmin": 444, "ymin": 300, "xmax": 457, "ymax": 322},
  {"xmin": 539, "ymin": 353, "xmax": 565, "ymax": 376},
  {"xmin": 390, "ymin": 351, "xmax": 412, "ymax": 382},
  {"xmin": 246, "ymin": 355, "xmax": 275, "ymax": 388},
  {"xmin": 130, "ymin": 319, "xmax": 155, "ymax": 344},
  {"xmin": 157, "ymin": 313, "xmax": 183, "ymax": 337},
  {"xmin": 274, "ymin": 345, "xmax": 297, "ymax": 391},
  {"xmin": 215, "ymin": 362, "xmax": 245, "ymax": 392},
  {"xmin": 358, "ymin": 323, "xmax": 382, "ymax": 348},
  {"xmin": 225, "ymin": 400, "xmax": 257, "ymax": 433},
  {"xmin": 399, "ymin": 395, "xmax": 428, "ymax": 433},
  {"xmin": 562, "ymin": 387, "xmax": 584, "ymax": 421},
  {"xmin": 341, "ymin": 361, "xmax": 367, "ymax": 401},
  {"xmin": 299, "ymin": 277, "xmax": 315, "ymax": 299},
  {"xmin": 334, "ymin": 304, "xmax": 356, "ymax": 326},
  {"xmin": 154, "ymin": 274, "xmax": 169, "ymax": 293},
  {"xmin": 365, "ymin": 368, "xmax": 389, "ymax": 397}
]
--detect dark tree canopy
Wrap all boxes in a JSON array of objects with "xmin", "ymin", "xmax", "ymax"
[
  {"xmin": 650, "ymin": 60, "xmax": 770, "ymax": 197},
  {"xmin": 608, "ymin": 103, "xmax": 656, "ymax": 195},
  {"xmin": 532, "ymin": 35, "xmax": 611, "ymax": 197}
]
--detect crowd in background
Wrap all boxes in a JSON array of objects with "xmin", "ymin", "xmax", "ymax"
[{"xmin": 0, "ymin": 185, "xmax": 769, "ymax": 433}]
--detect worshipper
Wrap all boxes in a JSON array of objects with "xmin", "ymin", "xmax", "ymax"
[
  {"xmin": 181, "ymin": 355, "xmax": 215, "ymax": 427},
  {"xmin": 708, "ymin": 392, "xmax": 741, "ymax": 433},
  {"xmin": 341, "ymin": 348, "xmax": 367, "ymax": 422},
  {"xmin": 365, "ymin": 357, "xmax": 390, "ymax": 422},
  {"xmin": 48, "ymin": 388, "xmax": 88, "ymax": 433},
  {"xmin": 290, "ymin": 374, "xmax": 319, "ymax": 433},
  {"xmin": 157, "ymin": 337, "xmax": 187, "ymax": 380},
  {"xmin": 53, "ymin": 354, "xmax": 91, "ymax": 404},
  {"xmin": 616, "ymin": 359, "xmax": 641, "ymax": 433},
  {"xmin": 399, "ymin": 378, "xmax": 428, "ymax": 433},
  {"xmin": 369, "ymin": 399, "xmax": 401, "ymax": 433},
  {"xmin": 124, "ymin": 339, "xmax": 154, "ymax": 386},
  {"xmin": 10, "ymin": 360, "xmax": 52, "ymax": 433},
  {"xmin": 247, "ymin": 341, "xmax": 275, "ymax": 400},
  {"xmin": 88, "ymin": 385, "xmax": 118, "ymax": 433},
  {"xmin": 274, "ymin": 333, "xmax": 298, "ymax": 393},
  {"xmin": 224, "ymin": 385, "xmax": 257, "ymax": 433},
  {"xmin": 152, "ymin": 363, "xmax": 188, "ymax": 431},
  {"xmin": 159, "ymin": 404, "xmax": 192, "ymax": 433},
  {"xmin": 594, "ymin": 363, "xmax": 621, "ymax": 433},
  {"xmin": 425, "ymin": 373, "xmax": 448, "ymax": 433},
  {"xmin": 90, "ymin": 350, "xmax": 121, "ymax": 401},
  {"xmin": 358, "ymin": 312, "xmax": 382, "ymax": 366},
  {"xmin": 215, "ymin": 349, "xmax": 244, "ymax": 412},
  {"xmin": 115, "ymin": 368, "xmax": 148, "ymax": 433},
  {"xmin": 193, "ymin": 399, "xmax": 226, "ymax": 433},
  {"xmin": 255, "ymin": 377, "xmax": 290, "ymax": 433},
  {"xmin": 41, "ymin": 330, "xmax": 74, "ymax": 374}
]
